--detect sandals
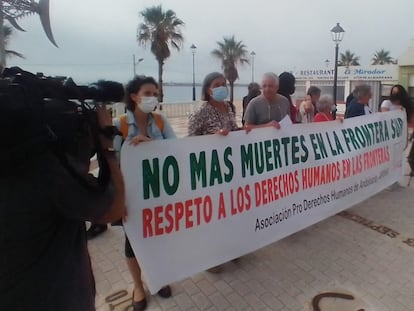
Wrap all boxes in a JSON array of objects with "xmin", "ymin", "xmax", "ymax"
[
  {"xmin": 131, "ymin": 285, "xmax": 171, "ymax": 311},
  {"xmin": 132, "ymin": 290, "xmax": 147, "ymax": 311}
]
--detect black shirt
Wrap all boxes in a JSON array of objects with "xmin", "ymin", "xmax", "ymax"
[{"xmin": 0, "ymin": 152, "xmax": 114, "ymax": 311}]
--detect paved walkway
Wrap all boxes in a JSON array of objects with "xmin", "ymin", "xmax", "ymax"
[{"xmin": 90, "ymin": 116, "xmax": 414, "ymax": 311}]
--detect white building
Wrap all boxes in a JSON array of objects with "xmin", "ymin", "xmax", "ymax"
[{"xmin": 293, "ymin": 65, "xmax": 399, "ymax": 114}]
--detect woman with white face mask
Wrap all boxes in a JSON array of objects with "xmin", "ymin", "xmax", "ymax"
[
  {"xmin": 188, "ymin": 72, "xmax": 239, "ymax": 136},
  {"xmin": 115, "ymin": 76, "xmax": 176, "ymax": 311},
  {"xmin": 87, "ymin": 77, "xmax": 173, "ymax": 246},
  {"xmin": 121, "ymin": 76, "xmax": 176, "ymax": 145}
]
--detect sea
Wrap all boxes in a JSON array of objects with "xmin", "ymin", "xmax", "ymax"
[{"xmin": 162, "ymin": 84, "xmax": 248, "ymax": 103}]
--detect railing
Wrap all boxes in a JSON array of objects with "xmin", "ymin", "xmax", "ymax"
[
  {"xmin": 156, "ymin": 101, "xmax": 203, "ymax": 118},
  {"xmin": 112, "ymin": 100, "xmax": 244, "ymax": 120}
]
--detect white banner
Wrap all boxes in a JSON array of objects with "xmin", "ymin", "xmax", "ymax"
[{"xmin": 121, "ymin": 111, "xmax": 406, "ymax": 293}]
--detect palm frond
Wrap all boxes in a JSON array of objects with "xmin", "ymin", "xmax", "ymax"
[
  {"xmin": 2, "ymin": 25, "xmax": 24, "ymax": 61},
  {"xmin": 5, "ymin": 49, "xmax": 24, "ymax": 58}
]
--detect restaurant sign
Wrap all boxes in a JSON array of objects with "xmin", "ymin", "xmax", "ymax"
[{"xmin": 295, "ymin": 65, "xmax": 398, "ymax": 81}]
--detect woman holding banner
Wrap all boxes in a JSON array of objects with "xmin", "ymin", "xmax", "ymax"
[
  {"xmin": 188, "ymin": 72, "xmax": 239, "ymax": 272},
  {"xmin": 380, "ymin": 85, "xmax": 414, "ymax": 185},
  {"xmin": 188, "ymin": 72, "xmax": 239, "ymax": 137},
  {"xmin": 117, "ymin": 75, "xmax": 176, "ymax": 311},
  {"xmin": 380, "ymin": 85, "xmax": 411, "ymax": 114}
]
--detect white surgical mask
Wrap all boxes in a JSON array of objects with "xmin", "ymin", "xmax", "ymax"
[{"xmin": 139, "ymin": 96, "xmax": 158, "ymax": 113}]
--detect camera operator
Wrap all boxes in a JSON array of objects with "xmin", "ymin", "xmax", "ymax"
[{"xmin": 0, "ymin": 104, "xmax": 126, "ymax": 311}]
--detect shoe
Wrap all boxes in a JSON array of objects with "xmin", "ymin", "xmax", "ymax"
[
  {"xmin": 157, "ymin": 285, "xmax": 172, "ymax": 298},
  {"xmin": 207, "ymin": 265, "xmax": 223, "ymax": 273},
  {"xmin": 132, "ymin": 290, "xmax": 147, "ymax": 311},
  {"xmin": 86, "ymin": 224, "xmax": 107, "ymax": 240},
  {"xmin": 387, "ymin": 182, "xmax": 404, "ymax": 191},
  {"xmin": 111, "ymin": 218, "xmax": 123, "ymax": 226}
]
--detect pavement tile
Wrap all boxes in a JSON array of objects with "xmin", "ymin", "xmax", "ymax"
[
  {"xmin": 225, "ymin": 292, "xmax": 250, "ymax": 310},
  {"xmin": 208, "ymin": 292, "xmax": 230, "ymax": 311},
  {"xmin": 175, "ymin": 291, "xmax": 199, "ymax": 310},
  {"xmin": 243, "ymin": 292, "xmax": 268, "ymax": 311},
  {"xmin": 259, "ymin": 292, "xmax": 285, "ymax": 310},
  {"xmin": 190, "ymin": 291, "xmax": 213, "ymax": 310},
  {"xmin": 196, "ymin": 278, "xmax": 217, "ymax": 296},
  {"xmin": 212, "ymin": 280, "xmax": 233, "ymax": 296}
]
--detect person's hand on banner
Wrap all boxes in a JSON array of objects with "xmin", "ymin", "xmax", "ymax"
[
  {"xmin": 244, "ymin": 124, "xmax": 253, "ymax": 133},
  {"xmin": 216, "ymin": 128, "xmax": 230, "ymax": 136},
  {"xmin": 267, "ymin": 120, "xmax": 281, "ymax": 129},
  {"xmin": 129, "ymin": 134, "xmax": 151, "ymax": 146},
  {"xmin": 244, "ymin": 120, "xmax": 280, "ymax": 134}
]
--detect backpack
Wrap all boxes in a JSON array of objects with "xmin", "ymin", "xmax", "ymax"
[{"xmin": 118, "ymin": 112, "xmax": 164, "ymax": 139}]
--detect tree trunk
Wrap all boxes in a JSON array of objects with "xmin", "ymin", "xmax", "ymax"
[
  {"xmin": 157, "ymin": 59, "xmax": 164, "ymax": 108},
  {"xmin": 229, "ymin": 81, "xmax": 234, "ymax": 104}
]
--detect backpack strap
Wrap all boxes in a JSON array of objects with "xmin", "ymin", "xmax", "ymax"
[
  {"xmin": 152, "ymin": 112, "xmax": 164, "ymax": 132},
  {"xmin": 119, "ymin": 113, "xmax": 164, "ymax": 139},
  {"xmin": 119, "ymin": 114, "xmax": 129, "ymax": 139}
]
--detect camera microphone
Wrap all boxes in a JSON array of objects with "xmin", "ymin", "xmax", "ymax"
[{"xmin": 88, "ymin": 80, "xmax": 125, "ymax": 102}]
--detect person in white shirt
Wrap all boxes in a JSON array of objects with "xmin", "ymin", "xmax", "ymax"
[
  {"xmin": 380, "ymin": 84, "xmax": 413, "ymax": 189},
  {"xmin": 381, "ymin": 84, "xmax": 410, "ymax": 112}
]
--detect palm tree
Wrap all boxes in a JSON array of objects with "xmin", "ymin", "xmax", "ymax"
[
  {"xmin": 2, "ymin": 25, "xmax": 24, "ymax": 61},
  {"xmin": 211, "ymin": 35, "xmax": 249, "ymax": 103},
  {"xmin": 338, "ymin": 50, "xmax": 360, "ymax": 66},
  {"xmin": 372, "ymin": 49, "xmax": 395, "ymax": 65},
  {"xmin": 137, "ymin": 5, "xmax": 184, "ymax": 103},
  {"xmin": 0, "ymin": 0, "xmax": 57, "ymax": 70}
]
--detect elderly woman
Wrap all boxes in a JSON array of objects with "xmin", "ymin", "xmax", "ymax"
[
  {"xmin": 188, "ymin": 72, "xmax": 239, "ymax": 136},
  {"xmin": 313, "ymin": 94, "xmax": 334, "ymax": 122}
]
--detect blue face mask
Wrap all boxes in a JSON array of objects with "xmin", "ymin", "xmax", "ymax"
[{"xmin": 211, "ymin": 86, "xmax": 228, "ymax": 102}]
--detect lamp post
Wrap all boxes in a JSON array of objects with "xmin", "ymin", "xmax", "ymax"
[
  {"xmin": 325, "ymin": 59, "xmax": 330, "ymax": 68},
  {"xmin": 250, "ymin": 51, "xmax": 256, "ymax": 82},
  {"xmin": 133, "ymin": 54, "xmax": 144, "ymax": 77},
  {"xmin": 330, "ymin": 22, "xmax": 345, "ymax": 119},
  {"xmin": 190, "ymin": 44, "xmax": 197, "ymax": 101}
]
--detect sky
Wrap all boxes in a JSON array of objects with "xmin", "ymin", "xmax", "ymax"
[{"xmin": 6, "ymin": 0, "xmax": 414, "ymax": 85}]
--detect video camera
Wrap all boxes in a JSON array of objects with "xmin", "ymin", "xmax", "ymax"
[{"xmin": 0, "ymin": 67, "xmax": 124, "ymax": 172}]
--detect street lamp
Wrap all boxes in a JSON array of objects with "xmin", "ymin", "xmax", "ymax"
[
  {"xmin": 250, "ymin": 51, "xmax": 256, "ymax": 82},
  {"xmin": 133, "ymin": 54, "xmax": 144, "ymax": 77},
  {"xmin": 330, "ymin": 22, "xmax": 345, "ymax": 119},
  {"xmin": 325, "ymin": 59, "xmax": 330, "ymax": 68},
  {"xmin": 190, "ymin": 44, "xmax": 197, "ymax": 101}
]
